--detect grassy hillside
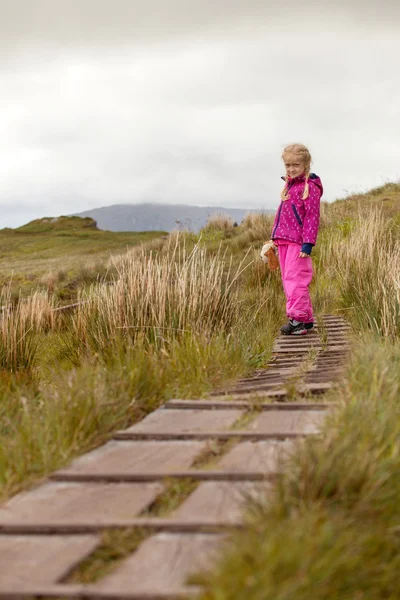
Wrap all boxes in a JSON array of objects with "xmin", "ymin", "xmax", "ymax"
[
  {"xmin": 0, "ymin": 216, "xmax": 167, "ymax": 299},
  {"xmin": 333, "ymin": 181, "xmax": 400, "ymax": 218},
  {"xmin": 0, "ymin": 183, "xmax": 399, "ymax": 595}
]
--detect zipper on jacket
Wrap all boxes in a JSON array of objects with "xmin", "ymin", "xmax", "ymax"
[
  {"xmin": 272, "ymin": 203, "xmax": 283, "ymax": 238},
  {"xmin": 291, "ymin": 203, "xmax": 303, "ymax": 226}
]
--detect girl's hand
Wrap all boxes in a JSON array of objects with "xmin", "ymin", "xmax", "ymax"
[{"xmin": 299, "ymin": 252, "xmax": 310, "ymax": 258}]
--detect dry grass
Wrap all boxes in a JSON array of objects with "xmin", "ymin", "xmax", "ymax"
[
  {"xmin": 0, "ymin": 287, "xmax": 58, "ymax": 371},
  {"xmin": 241, "ymin": 212, "xmax": 274, "ymax": 240},
  {"xmin": 319, "ymin": 208, "xmax": 400, "ymax": 337},
  {"xmin": 203, "ymin": 214, "xmax": 235, "ymax": 231},
  {"xmin": 228, "ymin": 212, "xmax": 274, "ymax": 251},
  {"xmin": 72, "ymin": 241, "xmax": 251, "ymax": 356}
]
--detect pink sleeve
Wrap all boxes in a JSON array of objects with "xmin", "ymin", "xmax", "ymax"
[{"xmin": 302, "ymin": 181, "xmax": 321, "ymax": 245}]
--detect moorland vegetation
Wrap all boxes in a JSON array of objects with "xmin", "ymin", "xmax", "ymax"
[{"xmin": 0, "ymin": 182, "xmax": 399, "ymax": 597}]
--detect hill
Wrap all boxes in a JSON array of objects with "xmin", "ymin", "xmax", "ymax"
[
  {"xmin": 72, "ymin": 203, "xmax": 270, "ymax": 232},
  {"xmin": 15, "ymin": 215, "xmax": 99, "ymax": 233},
  {"xmin": 0, "ymin": 216, "xmax": 166, "ymax": 298}
]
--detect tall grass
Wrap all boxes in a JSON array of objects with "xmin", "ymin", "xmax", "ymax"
[
  {"xmin": 203, "ymin": 214, "xmax": 235, "ymax": 232},
  {"xmin": 72, "ymin": 242, "xmax": 251, "ymax": 356},
  {"xmin": 229, "ymin": 212, "xmax": 274, "ymax": 250},
  {"xmin": 319, "ymin": 209, "xmax": 400, "ymax": 337},
  {"xmin": 0, "ymin": 287, "xmax": 58, "ymax": 371}
]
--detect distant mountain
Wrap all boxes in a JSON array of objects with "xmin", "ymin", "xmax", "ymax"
[{"xmin": 72, "ymin": 203, "xmax": 272, "ymax": 233}]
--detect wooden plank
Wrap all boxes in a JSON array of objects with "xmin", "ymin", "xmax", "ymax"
[
  {"xmin": 248, "ymin": 410, "xmax": 326, "ymax": 435},
  {"xmin": 209, "ymin": 389, "xmax": 287, "ymax": 400},
  {"xmin": 273, "ymin": 346, "xmax": 322, "ymax": 358},
  {"xmin": 113, "ymin": 431, "xmax": 310, "ymax": 442},
  {"xmin": 274, "ymin": 345, "xmax": 348, "ymax": 354},
  {"xmin": 120, "ymin": 408, "xmax": 243, "ymax": 434},
  {"xmin": 271, "ymin": 356, "xmax": 304, "ymax": 361},
  {"xmin": 238, "ymin": 371, "xmax": 292, "ymax": 382},
  {"xmin": 273, "ymin": 339, "xmax": 322, "ymax": 346},
  {"xmin": 0, "ymin": 482, "xmax": 163, "ymax": 530},
  {"xmin": 165, "ymin": 400, "xmax": 333, "ymax": 410},
  {"xmin": 301, "ymin": 382, "xmax": 333, "ymax": 393},
  {"xmin": 171, "ymin": 481, "xmax": 267, "ymax": 525},
  {"xmin": 228, "ymin": 381, "xmax": 285, "ymax": 393},
  {"xmin": 94, "ymin": 532, "xmax": 224, "ymax": 595},
  {"xmin": 235, "ymin": 376, "xmax": 289, "ymax": 386},
  {"xmin": 216, "ymin": 440, "xmax": 294, "ymax": 473},
  {"xmin": 216, "ymin": 382, "xmax": 287, "ymax": 395},
  {"xmin": 53, "ymin": 440, "xmax": 206, "ymax": 478},
  {"xmin": 239, "ymin": 370, "xmax": 294, "ymax": 378},
  {"xmin": 0, "ymin": 535, "xmax": 98, "ymax": 589},
  {"xmin": 0, "ymin": 585, "xmax": 197, "ymax": 599},
  {"xmin": 52, "ymin": 471, "xmax": 272, "ymax": 483},
  {"xmin": 0, "ymin": 585, "xmax": 86, "ymax": 599},
  {"xmin": 0, "ymin": 517, "xmax": 244, "ymax": 535}
]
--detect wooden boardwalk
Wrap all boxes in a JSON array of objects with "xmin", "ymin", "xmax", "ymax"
[{"xmin": 0, "ymin": 316, "xmax": 350, "ymax": 599}]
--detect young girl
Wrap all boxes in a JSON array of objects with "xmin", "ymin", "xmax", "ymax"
[{"xmin": 270, "ymin": 143, "xmax": 323, "ymax": 335}]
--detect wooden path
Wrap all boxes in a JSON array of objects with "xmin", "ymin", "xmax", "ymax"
[{"xmin": 0, "ymin": 316, "xmax": 350, "ymax": 599}]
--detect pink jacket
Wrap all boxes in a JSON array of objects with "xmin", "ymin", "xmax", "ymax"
[{"xmin": 271, "ymin": 173, "xmax": 323, "ymax": 246}]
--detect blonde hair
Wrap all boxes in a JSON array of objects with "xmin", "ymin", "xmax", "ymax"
[{"xmin": 281, "ymin": 143, "xmax": 312, "ymax": 201}]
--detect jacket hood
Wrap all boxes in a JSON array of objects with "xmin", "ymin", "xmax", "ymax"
[{"xmin": 281, "ymin": 172, "xmax": 323, "ymax": 196}]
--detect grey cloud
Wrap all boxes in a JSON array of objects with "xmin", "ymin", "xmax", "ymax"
[
  {"xmin": 0, "ymin": 1, "xmax": 399, "ymax": 227},
  {"xmin": 1, "ymin": 0, "xmax": 400, "ymax": 57}
]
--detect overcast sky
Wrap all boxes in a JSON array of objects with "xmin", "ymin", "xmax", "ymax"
[{"xmin": 1, "ymin": 0, "xmax": 399, "ymax": 227}]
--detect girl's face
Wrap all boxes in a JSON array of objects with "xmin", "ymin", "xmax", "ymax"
[{"xmin": 283, "ymin": 154, "xmax": 305, "ymax": 179}]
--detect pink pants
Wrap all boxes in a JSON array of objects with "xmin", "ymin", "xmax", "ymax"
[{"xmin": 278, "ymin": 243, "xmax": 314, "ymax": 323}]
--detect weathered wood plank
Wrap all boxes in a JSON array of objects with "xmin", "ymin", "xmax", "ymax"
[
  {"xmin": 0, "ymin": 517, "xmax": 243, "ymax": 535},
  {"xmin": 300, "ymin": 382, "xmax": 334, "ymax": 393},
  {"xmin": 165, "ymin": 400, "xmax": 333, "ymax": 410},
  {"xmin": 0, "ymin": 585, "xmax": 197, "ymax": 599},
  {"xmin": 114, "ymin": 431, "xmax": 310, "ymax": 442},
  {"xmin": 248, "ymin": 409, "xmax": 326, "ymax": 435},
  {"xmin": 53, "ymin": 441, "xmax": 206, "ymax": 478},
  {"xmin": 0, "ymin": 482, "xmax": 163, "ymax": 529},
  {"xmin": 210, "ymin": 389, "xmax": 287, "ymax": 400},
  {"xmin": 52, "ymin": 470, "xmax": 271, "ymax": 483},
  {"xmin": 216, "ymin": 382, "xmax": 287, "ymax": 395},
  {"xmin": 0, "ymin": 535, "xmax": 98, "ymax": 589},
  {"xmin": 171, "ymin": 481, "xmax": 267, "ymax": 525},
  {"xmin": 216, "ymin": 440, "xmax": 295, "ymax": 474},
  {"xmin": 274, "ymin": 345, "xmax": 348, "ymax": 354},
  {"xmin": 0, "ymin": 585, "xmax": 85, "ymax": 599},
  {"xmin": 94, "ymin": 532, "xmax": 224, "ymax": 595},
  {"xmin": 120, "ymin": 408, "xmax": 243, "ymax": 434}
]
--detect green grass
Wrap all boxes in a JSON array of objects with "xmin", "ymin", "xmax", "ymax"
[
  {"xmin": 65, "ymin": 527, "xmax": 150, "ymax": 584},
  {"xmin": 0, "ymin": 321, "xmax": 279, "ymax": 500},
  {"xmin": 1, "ymin": 187, "xmax": 399, "ymax": 598},
  {"xmin": 0, "ymin": 216, "xmax": 167, "ymax": 298},
  {"xmin": 139, "ymin": 478, "xmax": 199, "ymax": 518},
  {"xmin": 194, "ymin": 335, "xmax": 400, "ymax": 599},
  {"xmin": 0, "ymin": 222, "xmax": 282, "ymax": 500},
  {"xmin": 66, "ymin": 479, "xmax": 199, "ymax": 584}
]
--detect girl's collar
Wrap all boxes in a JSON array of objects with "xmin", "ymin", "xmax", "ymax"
[{"xmin": 281, "ymin": 174, "xmax": 307, "ymax": 183}]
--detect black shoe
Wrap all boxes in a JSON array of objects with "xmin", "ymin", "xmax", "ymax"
[
  {"xmin": 304, "ymin": 322, "xmax": 314, "ymax": 330},
  {"xmin": 280, "ymin": 319, "xmax": 308, "ymax": 335}
]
